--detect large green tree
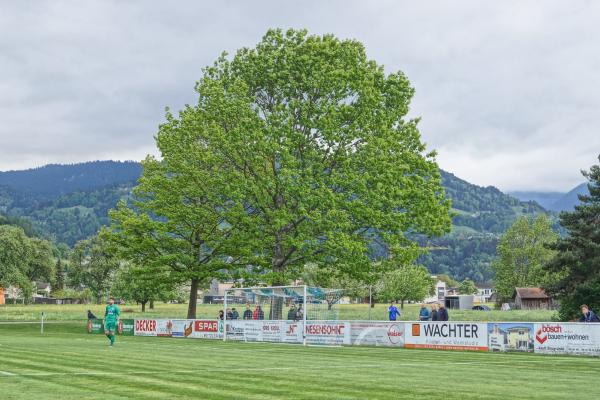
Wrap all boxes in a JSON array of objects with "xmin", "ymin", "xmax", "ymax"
[
  {"xmin": 109, "ymin": 152, "xmax": 248, "ymax": 318},
  {"xmin": 458, "ymin": 278, "xmax": 478, "ymax": 295},
  {"xmin": 0, "ymin": 225, "xmax": 54, "ymax": 300},
  {"xmin": 69, "ymin": 231, "xmax": 121, "ymax": 303},
  {"xmin": 377, "ymin": 264, "xmax": 434, "ymax": 308},
  {"xmin": 492, "ymin": 215, "xmax": 560, "ymax": 302},
  {"xmin": 112, "ymin": 264, "xmax": 175, "ymax": 312},
  {"xmin": 543, "ymin": 156, "xmax": 600, "ymax": 320},
  {"xmin": 162, "ymin": 28, "xmax": 449, "ymax": 283}
]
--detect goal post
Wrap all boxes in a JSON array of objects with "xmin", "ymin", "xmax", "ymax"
[{"xmin": 222, "ymin": 285, "xmax": 344, "ymax": 343}]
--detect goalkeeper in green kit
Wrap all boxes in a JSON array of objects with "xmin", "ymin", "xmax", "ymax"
[{"xmin": 104, "ymin": 297, "xmax": 120, "ymax": 347}]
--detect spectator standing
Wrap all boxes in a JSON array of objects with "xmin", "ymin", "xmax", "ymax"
[
  {"xmin": 430, "ymin": 304, "xmax": 439, "ymax": 321},
  {"xmin": 579, "ymin": 305, "xmax": 600, "ymax": 322},
  {"xmin": 218, "ymin": 310, "xmax": 224, "ymax": 320},
  {"xmin": 295, "ymin": 305, "xmax": 304, "ymax": 322},
  {"xmin": 388, "ymin": 301, "xmax": 401, "ymax": 321},
  {"xmin": 438, "ymin": 303, "xmax": 449, "ymax": 321},
  {"xmin": 226, "ymin": 308, "xmax": 233, "ymax": 319},
  {"xmin": 231, "ymin": 308, "xmax": 240, "ymax": 320},
  {"xmin": 87, "ymin": 310, "xmax": 97, "ymax": 320},
  {"xmin": 419, "ymin": 304, "xmax": 430, "ymax": 321},
  {"xmin": 243, "ymin": 304, "xmax": 253, "ymax": 320},
  {"xmin": 287, "ymin": 305, "xmax": 297, "ymax": 320},
  {"xmin": 257, "ymin": 305, "xmax": 265, "ymax": 320}
]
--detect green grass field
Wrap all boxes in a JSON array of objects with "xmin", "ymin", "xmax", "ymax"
[
  {"xmin": 0, "ymin": 321, "xmax": 595, "ymax": 399},
  {"xmin": 0, "ymin": 302, "xmax": 558, "ymax": 322}
]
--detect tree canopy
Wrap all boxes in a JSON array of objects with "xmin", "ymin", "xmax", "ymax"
[
  {"xmin": 492, "ymin": 215, "xmax": 560, "ymax": 302},
  {"xmin": 543, "ymin": 156, "xmax": 600, "ymax": 320},
  {"xmin": 377, "ymin": 264, "xmax": 434, "ymax": 308}
]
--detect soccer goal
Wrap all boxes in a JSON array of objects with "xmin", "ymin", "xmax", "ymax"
[{"xmin": 223, "ymin": 285, "xmax": 344, "ymax": 342}]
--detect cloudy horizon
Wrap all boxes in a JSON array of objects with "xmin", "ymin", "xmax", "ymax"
[{"xmin": 1, "ymin": 1, "xmax": 599, "ymax": 192}]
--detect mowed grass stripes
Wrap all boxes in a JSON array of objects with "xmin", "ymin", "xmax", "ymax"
[{"xmin": 0, "ymin": 323, "xmax": 597, "ymax": 400}]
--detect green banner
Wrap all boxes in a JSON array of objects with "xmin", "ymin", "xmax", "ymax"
[
  {"xmin": 119, "ymin": 319, "xmax": 135, "ymax": 336},
  {"xmin": 87, "ymin": 319, "xmax": 104, "ymax": 334}
]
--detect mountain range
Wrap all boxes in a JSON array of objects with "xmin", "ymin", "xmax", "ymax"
[
  {"xmin": 0, "ymin": 160, "xmax": 578, "ymax": 283},
  {"xmin": 509, "ymin": 183, "xmax": 588, "ymax": 212}
]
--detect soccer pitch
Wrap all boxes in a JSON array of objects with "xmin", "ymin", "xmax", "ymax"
[{"xmin": 0, "ymin": 322, "xmax": 596, "ymax": 400}]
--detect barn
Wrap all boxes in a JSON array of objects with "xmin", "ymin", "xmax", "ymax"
[{"xmin": 513, "ymin": 287, "xmax": 551, "ymax": 310}]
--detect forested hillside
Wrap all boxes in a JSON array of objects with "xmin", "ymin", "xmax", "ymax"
[
  {"xmin": 0, "ymin": 161, "xmax": 551, "ymax": 282},
  {"xmin": 416, "ymin": 171, "xmax": 547, "ymax": 283}
]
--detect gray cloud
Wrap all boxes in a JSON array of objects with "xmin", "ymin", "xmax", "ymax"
[{"xmin": 0, "ymin": 0, "xmax": 598, "ymax": 191}]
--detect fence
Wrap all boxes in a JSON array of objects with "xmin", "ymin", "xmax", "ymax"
[{"xmin": 87, "ymin": 319, "xmax": 600, "ymax": 356}]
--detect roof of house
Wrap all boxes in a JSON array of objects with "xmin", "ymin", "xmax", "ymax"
[
  {"xmin": 514, "ymin": 287, "xmax": 549, "ymax": 299},
  {"xmin": 476, "ymin": 284, "xmax": 494, "ymax": 289}
]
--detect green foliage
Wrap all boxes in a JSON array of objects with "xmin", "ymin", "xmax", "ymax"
[
  {"xmin": 68, "ymin": 231, "xmax": 120, "ymax": 303},
  {"xmin": 544, "ymin": 156, "xmax": 600, "ymax": 320},
  {"xmin": 492, "ymin": 215, "xmax": 560, "ymax": 302},
  {"xmin": 54, "ymin": 258, "xmax": 65, "ymax": 292},
  {"xmin": 112, "ymin": 264, "xmax": 176, "ymax": 312},
  {"xmin": 52, "ymin": 288, "xmax": 93, "ymax": 302},
  {"xmin": 108, "ymin": 152, "xmax": 244, "ymax": 318},
  {"xmin": 436, "ymin": 274, "xmax": 459, "ymax": 288},
  {"xmin": 377, "ymin": 264, "xmax": 434, "ymax": 308},
  {"xmin": 458, "ymin": 278, "xmax": 478, "ymax": 295},
  {"xmin": 0, "ymin": 225, "xmax": 54, "ymax": 299},
  {"xmin": 173, "ymin": 28, "xmax": 451, "ymax": 286},
  {"xmin": 301, "ymin": 263, "xmax": 369, "ymax": 299}
]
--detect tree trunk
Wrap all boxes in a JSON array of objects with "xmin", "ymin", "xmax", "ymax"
[
  {"xmin": 141, "ymin": 301, "xmax": 147, "ymax": 312},
  {"xmin": 149, "ymin": 299, "xmax": 154, "ymax": 310},
  {"xmin": 187, "ymin": 278, "xmax": 199, "ymax": 319},
  {"xmin": 400, "ymin": 299, "xmax": 405, "ymax": 309}
]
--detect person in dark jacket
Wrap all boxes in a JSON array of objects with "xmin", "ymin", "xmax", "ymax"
[
  {"xmin": 218, "ymin": 310, "xmax": 224, "ymax": 320},
  {"xmin": 87, "ymin": 310, "xmax": 97, "ymax": 320},
  {"xmin": 226, "ymin": 308, "xmax": 233, "ymax": 320},
  {"xmin": 287, "ymin": 305, "xmax": 297, "ymax": 320},
  {"xmin": 438, "ymin": 303, "xmax": 449, "ymax": 321},
  {"xmin": 231, "ymin": 308, "xmax": 239, "ymax": 320},
  {"xmin": 579, "ymin": 305, "xmax": 600, "ymax": 322},
  {"xmin": 430, "ymin": 303, "xmax": 439, "ymax": 321},
  {"xmin": 243, "ymin": 304, "xmax": 253, "ymax": 320},
  {"xmin": 419, "ymin": 304, "xmax": 430, "ymax": 321}
]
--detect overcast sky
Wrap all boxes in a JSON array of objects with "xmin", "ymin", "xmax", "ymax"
[{"xmin": 1, "ymin": 1, "xmax": 599, "ymax": 191}]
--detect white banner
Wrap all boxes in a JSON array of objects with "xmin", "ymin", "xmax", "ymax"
[
  {"xmin": 350, "ymin": 322, "xmax": 405, "ymax": 347},
  {"xmin": 172, "ymin": 320, "xmax": 194, "ymax": 338},
  {"xmin": 225, "ymin": 320, "xmax": 303, "ymax": 343},
  {"xmin": 405, "ymin": 322, "xmax": 488, "ymax": 351},
  {"xmin": 134, "ymin": 319, "xmax": 173, "ymax": 337},
  {"xmin": 305, "ymin": 321, "xmax": 350, "ymax": 345},
  {"xmin": 534, "ymin": 323, "xmax": 600, "ymax": 356}
]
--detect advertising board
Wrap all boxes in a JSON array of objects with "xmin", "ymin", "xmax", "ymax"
[
  {"xmin": 405, "ymin": 322, "xmax": 488, "ymax": 351},
  {"xmin": 305, "ymin": 321, "xmax": 350, "ymax": 345},
  {"xmin": 350, "ymin": 322, "xmax": 405, "ymax": 347},
  {"xmin": 134, "ymin": 319, "xmax": 173, "ymax": 337},
  {"xmin": 534, "ymin": 323, "xmax": 600, "ymax": 356},
  {"xmin": 488, "ymin": 323, "xmax": 534, "ymax": 352}
]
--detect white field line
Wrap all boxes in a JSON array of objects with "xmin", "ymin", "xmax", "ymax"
[{"xmin": 0, "ymin": 370, "xmax": 16, "ymax": 376}]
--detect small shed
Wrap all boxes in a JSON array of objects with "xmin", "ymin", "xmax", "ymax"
[
  {"xmin": 513, "ymin": 287, "xmax": 551, "ymax": 310},
  {"xmin": 444, "ymin": 295, "xmax": 474, "ymax": 310}
]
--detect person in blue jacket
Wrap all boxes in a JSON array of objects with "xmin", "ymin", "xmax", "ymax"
[
  {"xmin": 579, "ymin": 305, "xmax": 600, "ymax": 322},
  {"xmin": 388, "ymin": 301, "xmax": 401, "ymax": 321},
  {"xmin": 419, "ymin": 304, "xmax": 430, "ymax": 321}
]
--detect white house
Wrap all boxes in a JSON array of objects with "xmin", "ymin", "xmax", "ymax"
[
  {"xmin": 424, "ymin": 277, "xmax": 447, "ymax": 303},
  {"xmin": 475, "ymin": 284, "xmax": 495, "ymax": 303}
]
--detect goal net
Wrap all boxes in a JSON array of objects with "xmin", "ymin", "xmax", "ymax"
[{"xmin": 223, "ymin": 285, "xmax": 343, "ymax": 342}]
